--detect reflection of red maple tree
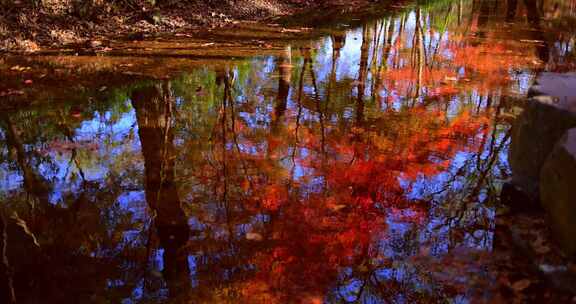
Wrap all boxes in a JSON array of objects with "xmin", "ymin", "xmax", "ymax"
[
  {"xmin": 216, "ymin": 102, "xmax": 490, "ymax": 302},
  {"xmin": 184, "ymin": 7, "xmax": 537, "ymax": 301}
]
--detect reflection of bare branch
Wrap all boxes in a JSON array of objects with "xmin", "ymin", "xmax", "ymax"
[
  {"xmin": 289, "ymin": 58, "xmax": 306, "ymax": 182},
  {"xmin": 306, "ymin": 53, "xmax": 326, "ymax": 157},
  {"xmin": 56, "ymin": 110, "xmax": 87, "ymax": 183},
  {"xmin": 0, "ymin": 213, "xmax": 16, "ymax": 304}
]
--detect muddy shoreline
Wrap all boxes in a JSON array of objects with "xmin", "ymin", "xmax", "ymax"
[{"xmin": 0, "ymin": 0, "xmax": 396, "ymax": 52}]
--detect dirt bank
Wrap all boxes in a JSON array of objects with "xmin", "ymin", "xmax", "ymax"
[{"xmin": 0, "ymin": 0, "xmax": 383, "ymax": 52}]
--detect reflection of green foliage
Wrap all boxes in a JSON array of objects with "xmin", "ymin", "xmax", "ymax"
[{"xmin": 428, "ymin": 2, "xmax": 458, "ymax": 33}]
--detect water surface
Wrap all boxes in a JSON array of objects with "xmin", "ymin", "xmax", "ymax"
[{"xmin": 1, "ymin": 0, "xmax": 576, "ymax": 303}]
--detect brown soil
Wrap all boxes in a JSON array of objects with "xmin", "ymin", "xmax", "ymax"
[{"xmin": 0, "ymin": 0, "xmax": 379, "ymax": 52}]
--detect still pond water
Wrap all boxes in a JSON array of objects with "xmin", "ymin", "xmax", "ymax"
[{"xmin": 1, "ymin": 0, "xmax": 576, "ymax": 303}]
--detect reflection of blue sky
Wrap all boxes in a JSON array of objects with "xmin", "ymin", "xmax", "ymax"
[
  {"xmin": 339, "ymin": 27, "xmax": 364, "ymax": 80},
  {"xmin": 0, "ymin": 105, "xmax": 140, "ymax": 201},
  {"xmin": 49, "ymin": 106, "xmax": 139, "ymax": 204},
  {"xmin": 117, "ymin": 190, "xmax": 147, "ymax": 221},
  {"xmin": 0, "ymin": 168, "xmax": 22, "ymax": 192}
]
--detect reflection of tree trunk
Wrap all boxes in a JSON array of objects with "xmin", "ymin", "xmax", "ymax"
[
  {"xmin": 1, "ymin": 117, "xmax": 50, "ymax": 206},
  {"xmin": 475, "ymin": 0, "xmax": 491, "ymax": 40},
  {"xmin": 327, "ymin": 33, "xmax": 345, "ymax": 106},
  {"xmin": 294, "ymin": 49, "xmax": 309, "ymax": 146},
  {"xmin": 331, "ymin": 33, "xmax": 345, "ymax": 68},
  {"xmin": 220, "ymin": 71, "xmax": 235, "ymax": 242},
  {"xmin": 357, "ymin": 26, "xmax": 370, "ymax": 125},
  {"xmin": 413, "ymin": 8, "xmax": 425, "ymax": 101},
  {"xmin": 275, "ymin": 46, "xmax": 292, "ymax": 121},
  {"xmin": 329, "ymin": 32, "xmax": 346, "ymax": 93},
  {"xmin": 369, "ymin": 21, "xmax": 383, "ymax": 101},
  {"xmin": 376, "ymin": 18, "xmax": 395, "ymax": 107},
  {"xmin": 458, "ymin": 0, "xmax": 463, "ymax": 24},
  {"xmin": 394, "ymin": 14, "xmax": 406, "ymax": 69},
  {"xmin": 380, "ymin": 18, "xmax": 395, "ymax": 71},
  {"xmin": 524, "ymin": 0, "xmax": 540, "ymax": 22},
  {"xmin": 506, "ymin": 0, "xmax": 518, "ymax": 22},
  {"xmin": 300, "ymin": 46, "xmax": 327, "ymax": 157},
  {"xmin": 131, "ymin": 83, "xmax": 190, "ymax": 299},
  {"xmin": 524, "ymin": 0, "xmax": 550, "ymax": 64}
]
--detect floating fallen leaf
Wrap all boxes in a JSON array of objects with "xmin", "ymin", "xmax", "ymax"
[
  {"xmin": 10, "ymin": 65, "xmax": 31, "ymax": 71},
  {"xmin": 281, "ymin": 28, "xmax": 302, "ymax": 33},
  {"xmin": 430, "ymin": 86, "xmax": 459, "ymax": 97},
  {"xmin": 246, "ymin": 232, "xmax": 263, "ymax": 241},
  {"xmin": 122, "ymin": 71, "xmax": 145, "ymax": 76},
  {"xmin": 150, "ymin": 270, "xmax": 163, "ymax": 278},
  {"xmin": 70, "ymin": 108, "xmax": 82, "ymax": 118},
  {"xmin": 0, "ymin": 90, "xmax": 24, "ymax": 97},
  {"xmin": 419, "ymin": 246, "xmax": 431, "ymax": 256},
  {"xmin": 241, "ymin": 178, "xmax": 250, "ymax": 191},
  {"xmin": 88, "ymin": 40, "xmax": 102, "ymax": 48},
  {"xmin": 357, "ymin": 264, "xmax": 369, "ymax": 273},
  {"xmin": 539, "ymin": 264, "xmax": 568, "ymax": 273},
  {"xmin": 519, "ymin": 39, "xmax": 544, "ymax": 44},
  {"xmin": 511, "ymin": 279, "xmax": 531, "ymax": 292},
  {"xmin": 97, "ymin": 47, "xmax": 113, "ymax": 52},
  {"xmin": 329, "ymin": 204, "xmax": 347, "ymax": 212},
  {"xmin": 532, "ymin": 237, "xmax": 550, "ymax": 254}
]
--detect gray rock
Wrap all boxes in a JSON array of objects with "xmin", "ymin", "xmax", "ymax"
[
  {"xmin": 540, "ymin": 128, "xmax": 576, "ymax": 256},
  {"xmin": 529, "ymin": 72, "xmax": 576, "ymax": 107},
  {"xmin": 509, "ymin": 73, "xmax": 576, "ymax": 202},
  {"xmin": 509, "ymin": 96, "xmax": 576, "ymax": 198}
]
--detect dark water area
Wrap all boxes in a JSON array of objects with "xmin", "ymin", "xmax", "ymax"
[{"xmin": 1, "ymin": 0, "xmax": 576, "ymax": 303}]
